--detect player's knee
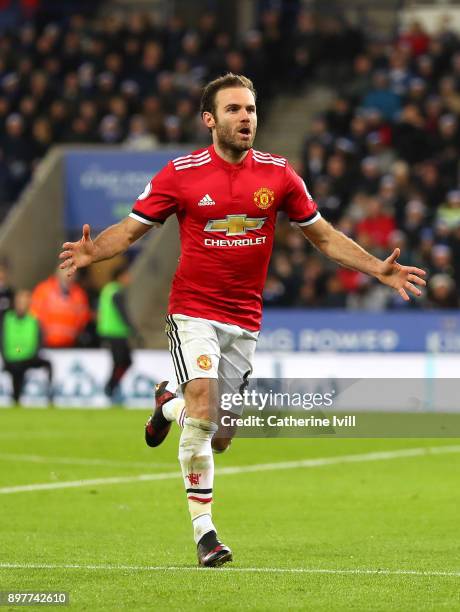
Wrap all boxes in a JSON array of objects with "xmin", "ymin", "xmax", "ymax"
[
  {"xmin": 184, "ymin": 379, "xmax": 217, "ymax": 420},
  {"xmin": 185, "ymin": 378, "xmax": 212, "ymax": 401}
]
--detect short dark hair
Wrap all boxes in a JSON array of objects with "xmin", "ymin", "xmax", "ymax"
[{"xmin": 200, "ymin": 73, "xmax": 257, "ymax": 116}]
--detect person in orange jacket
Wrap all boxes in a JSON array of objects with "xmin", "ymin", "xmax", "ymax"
[{"xmin": 30, "ymin": 266, "xmax": 91, "ymax": 348}]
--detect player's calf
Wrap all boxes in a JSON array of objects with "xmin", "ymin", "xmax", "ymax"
[
  {"xmin": 212, "ymin": 416, "xmax": 237, "ymax": 453},
  {"xmin": 212, "ymin": 437, "xmax": 232, "ymax": 453},
  {"xmin": 179, "ymin": 416, "xmax": 223, "ymax": 547}
]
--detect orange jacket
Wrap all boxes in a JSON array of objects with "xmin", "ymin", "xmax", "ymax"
[{"xmin": 30, "ymin": 276, "xmax": 91, "ymax": 348}]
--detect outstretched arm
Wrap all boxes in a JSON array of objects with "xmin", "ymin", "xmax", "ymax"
[
  {"xmin": 302, "ymin": 218, "xmax": 426, "ymax": 301},
  {"xmin": 59, "ymin": 217, "xmax": 154, "ymax": 277}
]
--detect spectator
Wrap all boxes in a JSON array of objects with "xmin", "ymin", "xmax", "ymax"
[
  {"xmin": 402, "ymin": 199, "xmax": 427, "ymax": 251},
  {"xmin": 424, "ymin": 94, "xmax": 443, "ymax": 134},
  {"xmin": 262, "ymin": 273, "xmax": 288, "ymax": 307},
  {"xmin": 98, "ymin": 114, "xmax": 123, "ymax": 144},
  {"xmin": 325, "ymin": 154, "xmax": 354, "ymax": 207},
  {"xmin": 326, "ymin": 97, "xmax": 353, "ymax": 137},
  {"xmin": 270, "ymin": 251, "xmax": 299, "ymax": 306},
  {"xmin": 398, "ymin": 20, "xmax": 430, "ymax": 57},
  {"xmin": 427, "ymin": 274, "xmax": 458, "ymax": 308},
  {"xmin": 346, "ymin": 275, "xmax": 390, "ymax": 310},
  {"xmin": 312, "ymin": 176, "xmax": 341, "ymax": 223},
  {"xmin": 260, "ymin": 8, "xmax": 283, "ymax": 77},
  {"xmin": 29, "ymin": 71, "xmax": 54, "ymax": 112},
  {"xmin": 378, "ymin": 175, "xmax": 406, "ymax": 223},
  {"xmin": 322, "ymin": 274, "xmax": 347, "ymax": 308},
  {"xmin": 343, "ymin": 54, "xmax": 373, "ymax": 102},
  {"xmin": 63, "ymin": 116, "xmax": 93, "ymax": 144},
  {"xmin": 388, "ymin": 48, "xmax": 412, "ymax": 97},
  {"xmin": 18, "ymin": 94, "xmax": 38, "ymax": 131},
  {"xmin": 302, "ymin": 141, "xmax": 327, "ymax": 187},
  {"xmin": 48, "ymin": 99, "xmax": 70, "ymax": 142},
  {"xmin": 2, "ymin": 113, "xmax": 31, "ymax": 199},
  {"xmin": 30, "ymin": 116, "xmax": 53, "ymax": 163},
  {"xmin": 355, "ymin": 197, "xmax": 396, "ymax": 252},
  {"xmin": 97, "ymin": 264, "xmax": 134, "ymax": 401},
  {"xmin": 136, "ymin": 41, "xmax": 163, "ymax": 94},
  {"xmin": 123, "ymin": 114, "xmax": 158, "ymax": 150},
  {"xmin": 30, "ymin": 266, "xmax": 91, "ymax": 348},
  {"xmin": 348, "ymin": 113, "xmax": 368, "ymax": 158},
  {"xmin": 243, "ymin": 30, "xmax": 269, "ymax": 96},
  {"xmin": 0, "ymin": 261, "xmax": 14, "ymax": 316},
  {"xmin": 302, "ymin": 114, "xmax": 334, "ymax": 151},
  {"xmin": 392, "ymin": 104, "xmax": 431, "ymax": 164},
  {"xmin": 0, "ymin": 150, "xmax": 11, "ymax": 212},
  {"xmin": 405, "ymin": 77, "xmax": 428, "ymax": 109},
  {"xmin": 365, "ymin": 132, "xmax": 396, "ymax": 174},
  {"xmin": 430, "ymin": 244, "xmax": 454, "ymax": 276},
  {"xmin": 435, "ymin": 114, "xmax": 459, "ymax": 188},
  {"xmin": 413, "ymin": 162, "xmax": 445, "ymax": 212},
  {"xmin": 1, "ymin": 289, "xmax": 53, "ymax": 405},
  {"xmin": 358, "ymin": 156, "xmax": 382, "ymax": 194},
  {"xmin": 78, "ymin": 100, "xmax": 99, "ymax": 132},
  {"xmin": 437, "ymin": 190, "xmax": 460, "ymax": 229},
  {"xmin": 162, "ymin": 115, "xmax": 183, "ymax": 143},
  {"xmin": 207, "ymin": 31, "xmax": 232, "ymax": 79},
  {"xmin": 438, "ymin": 76, "xmax": 460, "ymax": 114},
  {"xmin": 197, "ymin": 12, "xmax": 218, "ymax": 55},
  {"xmin": 362, "ymin": 71, "xmax": 401, "ymax": 121},
  {"xmin": 142, "ymin": 95, "xmax": 165, "ymax": 138}
]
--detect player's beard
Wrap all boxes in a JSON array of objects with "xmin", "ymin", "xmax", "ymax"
[{"xmin": 214, "ymin": 120, "xmax": 256, "ymax": 153}]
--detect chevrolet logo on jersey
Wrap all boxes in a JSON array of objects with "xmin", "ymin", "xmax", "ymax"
[{"xmin": 204, "ymin": 215, "xmax": 267, "ymax": 236}]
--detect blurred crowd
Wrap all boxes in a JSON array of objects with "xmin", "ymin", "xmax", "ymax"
[
  {"xmin": 0, "ymin": 7, "xmax": 360, "ymax": 207},
  {"xmin": 266, "ymin": 17, "xmax": 460, "ymax": 310},
  {"xmin": 0, "ymin": 261, "xmax": 134, "ymax": 404},
  {"xmin": 0, "ymin": 7, "xmax": 458, "ymax": 311}
]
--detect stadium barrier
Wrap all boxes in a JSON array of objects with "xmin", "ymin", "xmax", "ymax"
[
  {"xmin": 0, "ymin": 347, "xmax": 458, "ymax": 408},
  {"xmin": 260, "ymin": 310, "xmax": 460, "ymax": 353}
]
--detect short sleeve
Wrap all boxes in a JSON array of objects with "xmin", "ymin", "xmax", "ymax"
[
  {"xmin": 130, "ymin": 161, "xmax": 178, "ymax": 225},
  {"xmin": 281, "ymin": 163, "xmax": 321, "ymax": 227}
]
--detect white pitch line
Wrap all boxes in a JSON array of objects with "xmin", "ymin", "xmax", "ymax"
[
  {"xmin": 1, "ymin": 445, "xmax": 459, "ymax": 495},
  {"xmin": 0, "ymin": 453, "xmax": 177, "ymax": 469},
  {"xmin": 0, "ymin": 562, "xmax": 458, "ymax": 578}
]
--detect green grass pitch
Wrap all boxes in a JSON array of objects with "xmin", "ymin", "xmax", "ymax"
[{"xmin": 0, "ymin": 408, "xmax": 459, "ymax": 611}]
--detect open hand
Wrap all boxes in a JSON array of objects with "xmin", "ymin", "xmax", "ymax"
[
  {"xmin": 59, "ymin": 224, "xmax": 95, "ymax": 277},
  {"xmin": 377, "ymin": 248, "xmax": 427, "ymax": 301}
]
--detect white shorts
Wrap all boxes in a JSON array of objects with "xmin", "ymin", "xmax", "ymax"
[{"xmin": 165, "ymin": 314, "xmax": 258, "ymax": 413}]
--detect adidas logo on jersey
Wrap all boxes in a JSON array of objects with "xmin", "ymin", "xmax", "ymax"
[{"xmin": 198, "ymin": 194, "xmax": 215, "ymax": 206}]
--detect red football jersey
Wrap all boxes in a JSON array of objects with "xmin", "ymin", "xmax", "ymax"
[{"xmin": 130, "ymin": 145, "xmax": 320, "ymax": 331}]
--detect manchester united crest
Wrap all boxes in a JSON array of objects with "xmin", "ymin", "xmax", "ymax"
[
  {"xmin": 254, "ymin": 187, "xmax": 275, "ymax": 210},
  {"xmin": 197, "ymin": 354, "xmax": 212, "ymax": 371}
]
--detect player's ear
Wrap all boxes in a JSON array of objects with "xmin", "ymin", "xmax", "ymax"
[{"xmin": 202, "ymin": 111, "xmax": 215, "ymax": 129}]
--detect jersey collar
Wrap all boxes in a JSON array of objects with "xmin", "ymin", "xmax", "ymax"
[{"xmin": 209, "ymin": 145, "xmax": 253, "ymax": 170}]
